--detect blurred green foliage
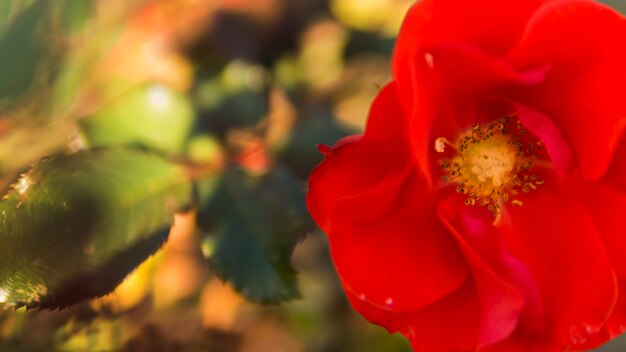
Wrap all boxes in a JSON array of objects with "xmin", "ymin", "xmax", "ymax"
[
  {"xmin": 0, "ymin": 0, "xmax": 50, "ymax": 102},
  {"xmin": 600, "ymin": 0, "xmax": 626, "ymax": 13}
]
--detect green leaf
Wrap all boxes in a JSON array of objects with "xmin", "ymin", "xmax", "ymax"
[
  {"xmin": 195, "ymin": 62, "xmax": 270, "ymax": 131},
  {"xmin": 213, "ymin": 90, "xmax": 269, "ymax": 128},
  {"xmin": 0, "ymin": 2, "xmax": 11, "ymax": 28},
  {"xmin": 0, "ymin": 0, "xmax": 49, "ymax": 100},
  {"xmin": 79, "ymin": 84, "xmax": 195, "ymax": 155},
  {"xmin": 345, "ymin": 29, "xmax": 396, "ymax": 58},
  {"xmin": 0, "ymin": 1, "xmax": 36, "ymax": 30},
  {"xmin": 0, "ymin": 148, "xmax": 192, "ymax": 309},
  {"xmin": 198, "ymin": 167, "xmax": 313, "ymax": 303},
  {"xmin": 279, "ymin": 109, "xmax": 352, "ymax": 178},
  {"xmin": 60, "ymin": 0, "xmax": 93, "ymax": 34}
]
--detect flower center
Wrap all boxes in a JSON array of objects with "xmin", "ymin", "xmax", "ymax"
[
  {"xmin": 436, "ymin": 116, "xmax": 544, "ymax": 214},
  {"xmin": 465, "ymin": 134, "xmax": 516, "ymax": 188}
]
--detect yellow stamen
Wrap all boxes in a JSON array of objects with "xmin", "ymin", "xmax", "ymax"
[{"xmin": 436, "ymin": 116, "xmax": 544, "ymax": 215}]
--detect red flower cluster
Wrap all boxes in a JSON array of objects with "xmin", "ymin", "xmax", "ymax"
[{"xmin": 307, "ymin": 0, "xmax": 626, "ymax": 351}]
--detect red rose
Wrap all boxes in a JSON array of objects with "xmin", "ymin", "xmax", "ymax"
[{"xmin": 306, "ymin": 0, "xmax": 626, "ymax": 351}]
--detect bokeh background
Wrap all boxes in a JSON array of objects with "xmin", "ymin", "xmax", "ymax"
[{"xmin": 0, "ymin": 0, "xmax": 625, "ymax": 351}]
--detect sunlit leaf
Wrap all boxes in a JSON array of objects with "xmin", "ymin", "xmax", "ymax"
[
  {"xmin": 79, "ymin": 84, "xmax": 195, "ymax": 154},
  {"xmin": 198, "ymin": 167, "xmax": 313, "ymax": 303},
  {"xmin": 0, "ymin": 148, "xmax": 192, "ymax": 309},
  {"xmin": 186, "ymin": 134, "xmax": 224, "ymax": 166}
]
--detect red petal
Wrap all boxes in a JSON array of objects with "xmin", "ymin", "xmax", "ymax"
[
  {"xmin": 514, "ymin": 102, "xmax": 573, "ymax": 177},
  {"xmin": 574, "ymin": 280, "xmax": 626, "ymax": 350},
  {"xmin": 401, "ymin": 43, "xmax": 546, "ymax": 186},
  {"xmin": 392, "ymin": 0, "xmax": 551, "ymax": 150},
  {"xmin": 329, "ymin": 169, "xmax": 469, "ymax": 313},
  {"xmin": 346, "ymin": 281, "xmax": 482, "ymax": 352},
  {"xmin": 361, "ymin": 82, "xmax": 409, "ymax": 144},
  {"xmin": 307, "ymin": 81, "xmax": 469, "ymax": 313},
  {"xmin": 510, "ymin": 0, "xmax": 626, "ymax": 180},
  {"xmin": 580, "ymin": 184, "xmax": 626, "ymax": 278},
  {"xmin": 316, "ymin": 144, "xmax": 332, "ymax": 155},
  {"xmin": 393, "ymin": 0, "xmax": 550, "ymax": 73},
  {"xmin": 481, "ymin": 332, "xmax": 560, "ymax": 352},
  {"xmin": 438, "ymin": 195, "xmax": 525, "ymax": 347},
  {"xmin": 498, "ymin": 192, "xmax": 617, "ymax": 346},
  {"xmin": 575, "ymin": 182, "xmax": 626, "ymax": 348},
  {"xmin": 306, "ymin": 83, "xmax": 409, "ymax": 230},
  {"xmin": 604, "ymin": 136, "xmax": 626, "ymax": 193}
]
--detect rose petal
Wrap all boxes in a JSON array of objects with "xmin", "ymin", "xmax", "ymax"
[
  {"xmin": 511, "ymin": 0, "xmax": 626, "ymax": 180},
  {"xmin": 307, "ymin": 81, "xmax": 469, "ymax": 313},
  {"xmin": 347, "ymin": 281, "xmax": 482, "ymax": 352},
  {"xmin": 393, "ymin": 0, "xmax": 550, "ymax": 72},
  {"xmin": 361, "ymin": 82, "xmax": 408, "ymax": 144},
  {"xmin": 392, "ymin": 0, "xmax": 551, "ymax": 145},
  {"xmin": 580, "ymin": 184, "xmax": 626, "ymax": 278},
  {"xmin": 575, "ymin": 183, "xmax": 626, "ymax": 349},
  {"xmin": 604, "ymin": 136, "xmax": 626, "ymax": 193},
  {"xmin": 402, "ymin": 43, "xmax": 546, "ymax": 186},
  {"xmin": 328, "ymin": 169, "xmax": 469, "ymax": 313},
  {"xmin": 514, "ymin": 102, "xmax": 573, "ymax": 177},
  {"xmin": 306, "ymin": 83, "xmax": 409, "ymax": 230},
  {"xmin": 498, "ymin": 192, "xmax": 617, "ymax": 346},
  {"xmin": 573, "ymin": 280, "xmax": 626, "ymax": 350},
  {"xmin": 481, "ymin": 332, "xmax": 560, "ymax": 352},
  {"xmin": 438, "ymin": 194, "xmax": 525, "ymax": 347}
]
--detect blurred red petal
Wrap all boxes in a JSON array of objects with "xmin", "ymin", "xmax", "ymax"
[
  {"xmin": 307, "ymin": 83, "xmax": 409, "ymax": 230},
  {"xmin": 330, "ymin": 170, "xmax": 469, "ymax": 313},
  {"xmin": 393, "ymin": 0, "xmax": 549, "ymax": 69},
  {"xmin": 575, "ymin": 280, "xmax": 626, "ymax": 350},
  {"xmin": 511, "ymin": 0, "xmax": 626, "ymax": 180},
  {"xmin": 308, "ymin": 82, "xmax": 469, "ymax": 312},
  {"xmin": 392, "ymin": 0, "xmax": 550, "ymax": 150},
  {"xmin": 498, "ymin": 192, "xmax": 617, "ymax": 346},
  {"xmin": 398, "ymin": 43, "xmax": 546, "ymax": 185},
  {"xmin": 346, "ymin": 281, "xmax": 481, "ymax": 352},
  {"xmin": 604, "ymin": 136, "xmax": 626, "ymax": 193},
  {"xmin": 514, "ymin": 103, "xmax": 573, "ymax": 176},
  {"xmin": 438, "ymin": 195, "xmax": 525, "ymax": 347},
  {"xmin": 580, "ymin": 184, "xmax": 626, "ymax": 278}
]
